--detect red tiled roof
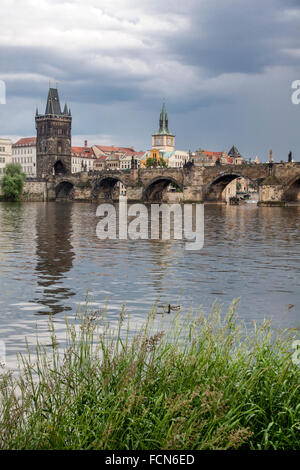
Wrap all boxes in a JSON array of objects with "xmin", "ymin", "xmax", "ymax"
[
  {"xmin": 13, "ymin": 137, "xmax": 36, "ymax": 146},
  {"xmin": 202, "ymin": 151, "xmax": 222, "ymax": 158},
  {"xmin": 95, "ymin": 145, "xmax": 135, "ymax": 153},
  {"xmin": 71, "ymin": 146, "xmax": 95, "ymax": 158},
  {"xmin": 199, "ymin": 149, "xmax": 234, "ymax": 164}
]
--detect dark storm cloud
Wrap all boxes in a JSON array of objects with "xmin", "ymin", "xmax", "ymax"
[
  {"xmin": 164, "ymin": 0, "xmax": 300, "ymax": 74},
  {"xmin": 2, "ymin": 0, "xmax": 300, "ymax": 103},
  {"xmin": 0, "ymin": 0, "xmax": 300, "ymax": 157}
]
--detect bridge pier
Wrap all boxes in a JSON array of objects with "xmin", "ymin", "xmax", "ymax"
[
  {"xmin": 126, "ymin": 184, "xmax": 144, "ymax": 202},
  {"xmin": 183, "ymin": 186, "xmax": 204, "ymax": 203},
  {"xmin": 258, "ymin": 178, "xmax": 285, "ymax": 206}
]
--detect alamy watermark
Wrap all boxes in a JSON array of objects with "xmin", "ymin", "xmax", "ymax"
[
  {"xmin": 291, "ymin": 80, "xmax": 300, "ymax": 105},
  {"xmin": 0, "ymin": 80, "xmax": 6, "ymax": 104},
  {"xmin": 96, "ymin": 198, "xmax": 204, "ymax": 250}
]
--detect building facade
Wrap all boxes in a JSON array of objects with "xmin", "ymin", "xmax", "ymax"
[
  {"xmin": 35, "ymin": 87, "xmax": 72, "ymax": 178},
  {"xmin": 167, "ymin": 150, "xmax": 189, "ymax": 168},
  {"xmin": 119, "ymin": 152, "xmax": 145, "ymax": 169},
  {"xmin": 71, "ymin": 141, "xmax": 96, "ymax": 173},
  {"xmin": 193, "ymin": 146, "xmax": 244, "ymax": 167},
  {"xmin": 227, "ymin": 146, "xmax": 244, "ymax": 165},
  {"xmin": 92, "ymin": 145, "xmax": 136, "ymax": 159},
  {"xmin": 12, "ymin": 137, "xmax": 37, "ymax": 177},
  {"xmin": 0, "ymin": 138, "xmax": 12, "ymax": 178},
  {"xmin": 222, "ymin": 180, "xmax": 237, "ymax": 202},
  {"xmin": 152, "ymin": 102, "xmax": 175, "ymax": 152}
]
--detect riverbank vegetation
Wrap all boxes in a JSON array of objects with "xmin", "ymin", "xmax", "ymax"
[
  {"xmin": 0, "ymin": 302, "xmax": 299, "ymax": 450},
  {"xmin": 0, "ymin": 163, "xmax": 26, "ymax": 201}
]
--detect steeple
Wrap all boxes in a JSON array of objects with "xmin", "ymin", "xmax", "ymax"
[
  {"xmin": 228, "ymin": 145, "xmax": 241, "ymax": 157},
  {"xmin": 158, "ymin": 101, "xmax": 171, "ymax": 135},
  {"xmin": 45, "ymin": 87, "xmax": 62, "ymax": 115},
  {"xmin": 63, "ymin": 103, "xmax": 68, "ymax": 115}
]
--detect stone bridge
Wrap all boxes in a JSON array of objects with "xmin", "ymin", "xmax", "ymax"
[{"xmin": 26, "ymin": 162, "xmax": 300, "ymax": 204}]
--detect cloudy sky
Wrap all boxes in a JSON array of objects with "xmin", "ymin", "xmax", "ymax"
[{"xmin": 1, "ymin": 0, "xmax": 300, "ymax": 160}]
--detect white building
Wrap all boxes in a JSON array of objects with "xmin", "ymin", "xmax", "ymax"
[
  {"xmin": 167, "ymin": 150, "xmax": 189, "ymax": 168},
  {"xmin": 71, "ymin": 141, "xmax": 96, "ymax": 173},
  {"xmin": 12, "ymin": 137, "xmax": 36, "ymax": 177},
  {"xmin": 0, "ymin": 137, "xmax": 12, "ymax": 178},
  {"xmin": 119, "ymin": 152, "xmax": 145, "ymax": 169}
]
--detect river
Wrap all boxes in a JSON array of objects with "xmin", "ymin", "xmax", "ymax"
[{"xmin": 0, "ymin": 201, "xmax": 299, "ymax": 367}]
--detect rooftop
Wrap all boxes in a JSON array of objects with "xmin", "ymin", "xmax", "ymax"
[
  {"xmin": 71, "ymin": 146, "xmax": 95, "ymax": 158},
  {"xmin": 95, "ymin": 145, "xmax": 135, "ymax": 154},
  {"xmin": 13, "ymin": 137, "xmax": 36, "ymax": 147}
]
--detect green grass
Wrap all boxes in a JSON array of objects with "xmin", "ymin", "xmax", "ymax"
[{"xmin": 0, "ymin": 301, "xmax": 299, "ymax": 450}]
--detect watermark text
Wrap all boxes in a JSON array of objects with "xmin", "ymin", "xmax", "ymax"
[{"xmin": 96, "ymin": 198, "xmax": 204, "ymax": 251}]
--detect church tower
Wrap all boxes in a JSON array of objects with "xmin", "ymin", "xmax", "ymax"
[
  {"xmin": 35, "ymin": 87, "xmax": 72, "ymax": 178},
  {"xmin": 152, "ymin": 102, "xmax": 175, "ymax": 152}
]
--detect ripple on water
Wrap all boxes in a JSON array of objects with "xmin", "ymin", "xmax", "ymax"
[{"xmin": 0, "ymin": 202, "xmax": 299, "ymax": 365}]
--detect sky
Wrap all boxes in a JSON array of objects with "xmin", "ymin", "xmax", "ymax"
[{"xmin": 1, "ymin": 0, "xmax": 300, "ymax": 161}]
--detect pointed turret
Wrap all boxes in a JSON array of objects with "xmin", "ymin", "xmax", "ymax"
[
  {"xmin": 63, "ymin": 103, "xmax": 68, "ymax": 115},
  {"xmin": 45, "ymin": 87, "xmax": 62, "ymax": 115}
]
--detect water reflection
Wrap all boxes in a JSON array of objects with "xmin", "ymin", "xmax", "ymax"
[
  {"xmin": 0, "ymin": 201, "xmax": 299, "ymax": 367},
  {"xmin": 34, "ymin": 202, "xmax": 75, "ymax": 315}
]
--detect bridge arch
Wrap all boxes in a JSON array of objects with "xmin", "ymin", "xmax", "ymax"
[
  {"xmin": 143, "ymin": 176, "xmax": 183, "ymax": 202},
  {"xmin": 205, "ymin": 172, "xmax": 259, "ymax": 202},
  {"xmin": 55, "ymin": 181, "xmax": 74, "ymax": 200},
  {"xmin": 92, "ymin": 176, "xmax": 126, "ymax": 201},
  {"xmin": 283, "ymin": 176, "xmax": 300, "ymax": 202}
]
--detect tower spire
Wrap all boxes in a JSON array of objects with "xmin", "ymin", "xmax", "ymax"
[
  {"xmin": 45, "ymin": 87, "xmax": 62, "ymax": 115},
  {"xmin": 158, "ymin": 101, "xmax": 170, "ymax": 134}
]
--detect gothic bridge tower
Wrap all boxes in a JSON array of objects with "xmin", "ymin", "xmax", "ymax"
[{"xmin": 35, "ymin": 87, "xmax": 72, "ymax": 178}]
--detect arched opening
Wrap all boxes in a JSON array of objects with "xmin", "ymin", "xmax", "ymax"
[
  {"xmin": 92, "ymin": 177, "xmax": 126, "ymax": 201},
  {"xmin": 55, "ymin": 181, "xmax": 74, "ymax": 200},
  {"xmin": 54, "ymin": 160, "xmax": 67, "ymax": 176},
  {"xmin": 144, "ymin": 177, "xmax": 183, "ymax": 202},
  {"xmin": 205, "ymin": 174, "xmax": 259, "ymax": 203},
  {"xmin": 283, "ymin": 177, "xmax": 300, "ymax": 202}
]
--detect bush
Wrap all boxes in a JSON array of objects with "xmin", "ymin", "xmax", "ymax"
[
  {"xmin": 145, "ymin": 157, "xmax": 167, "ymax": 168},
  {"xmin": 0, "ymin": 302, "xmax": 299, "ymax": 450},
  {"xmin": 0, "ymin": 163, "xmax": 26, "ymax": 201}
]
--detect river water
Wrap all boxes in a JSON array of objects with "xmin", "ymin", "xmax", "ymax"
[{"xmin": 0, "ymin": 201, "xmax": 299, "ymax": 367}]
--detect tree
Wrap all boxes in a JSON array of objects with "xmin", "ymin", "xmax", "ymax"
[
  {"xmin": 145, "ymin": 157, "xmax": 156, "ymax": 168},
  {"xmin": 145, "ymin": 156, "xmax": 167, "ymax": 168},
  {"xmin": 159, "ymin": 157, "xmax": 167, "ymax": 168},
  {"xmin": 1, "ymin": 163, "xmax": 26, "ymax": 201}
]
